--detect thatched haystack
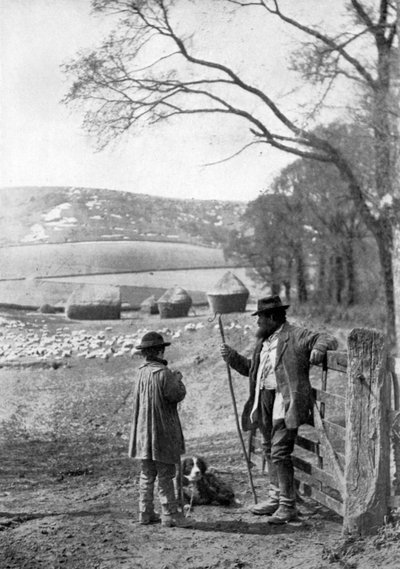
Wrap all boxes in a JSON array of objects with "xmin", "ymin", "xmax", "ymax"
[
  {"xmin": 140, "ymin": 294, "xmax": 159, "ymax": 315},
  {"xmin": 207, "ymin": 271, "xmax": 249, "ymax": 314},
  {"xmin": 157, "ymin": 286, "xmax": 192, "ymax": 319},
  {"xmin": 38, "ymin": 303, "xmax": 57, "ymax": 314},
  {"xmin": 66, "ymin": 284, "xmax": 121, "ymax": 320}
]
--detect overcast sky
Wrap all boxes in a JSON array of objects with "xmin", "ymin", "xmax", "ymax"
[{"xmin": 0, "ymin": 0, "xmax": 348, "ymax": 202}]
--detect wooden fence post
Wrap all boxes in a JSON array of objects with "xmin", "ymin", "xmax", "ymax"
[{"xmin": 343, "ymin": 328, "xmax": 391, "ymax": 535}]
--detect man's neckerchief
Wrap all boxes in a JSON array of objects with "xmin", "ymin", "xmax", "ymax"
[{"xmin": 145, "ymin": 354, "xmax": 168, "ymax": 366}]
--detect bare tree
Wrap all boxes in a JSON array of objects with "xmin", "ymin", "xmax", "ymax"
[
  {"xmin": 272, "ymin": 144, "xmax": 370, "ymax": 307},
  {"xmin": 63, "ymin": 0, "xmax": 399, "ymax": 346},
  {"xmin": 226, "ymin": 193, "xmax": 306, "ymax": 300},
  {"xmin": 394, "ymin": 1, "xmax": 400, "ymax": 354}
]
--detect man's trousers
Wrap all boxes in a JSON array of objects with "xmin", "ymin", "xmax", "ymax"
[{"xmin": 258, "ymin": 389, "xmax": 298, "ymax": 506}]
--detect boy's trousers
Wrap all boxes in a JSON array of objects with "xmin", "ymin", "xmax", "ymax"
[{"xmin": 139, "ymin": 459, "xmax": 177, "ymax": 515}]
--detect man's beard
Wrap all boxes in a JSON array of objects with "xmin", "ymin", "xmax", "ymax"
[{"xmin": 256, "ymin": 324, "xmax": 271, "ymax": 340}]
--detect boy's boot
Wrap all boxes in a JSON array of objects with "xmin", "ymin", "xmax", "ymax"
[
  {"xmin": 161, "ymin": 510, "xmax": 194, "ymax": 528},
  {"xmin": 159, "ymin": 487, "xmax": 193, "ymax": 528},
  {"xmin": 268, "ymin": 460, "xmax": 298, "ymax": 524},
  {"xmin": 158, "ymin": 463, "xmax": 193, "ymax": 528}
]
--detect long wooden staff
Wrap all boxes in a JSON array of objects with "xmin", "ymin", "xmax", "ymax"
[{"xmin": 211, "ymin": 312, "xmax": 258, "ymax": 504}]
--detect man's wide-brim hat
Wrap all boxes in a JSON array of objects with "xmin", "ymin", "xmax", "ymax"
[
  {"xmin": 252, "ymin": 295, "xmax": 290, "ymax": 316},
  {"xmin": 135, "ymin": 331, "xmax": 171, "ymax": 350}
]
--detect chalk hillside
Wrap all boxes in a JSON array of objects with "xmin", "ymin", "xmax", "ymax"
[{"xmin": 0, "ymin": 186, "xmax": 246, "ymax": 248}]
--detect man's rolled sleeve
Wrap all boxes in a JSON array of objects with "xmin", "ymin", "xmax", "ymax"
[
  {"xmin": 314, "ymin": 333, "xmax": 338, "ymax": 353},
  {"xmin": 226, "ymin": 349, "xmax": 251, "ymax": 377}
]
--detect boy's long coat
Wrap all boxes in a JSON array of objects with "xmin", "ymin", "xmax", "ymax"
[
  {"xmin": 226, "ymin": 322, "xmax": 338, "ymax": 430},
  {"xmin": 128, "ymin": 360, "xmax": 186, "ymax": 464}
]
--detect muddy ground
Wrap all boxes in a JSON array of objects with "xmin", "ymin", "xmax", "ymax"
[{"xmin": 0, "ymin": 307, "xmax": 399, "ymax": 569}]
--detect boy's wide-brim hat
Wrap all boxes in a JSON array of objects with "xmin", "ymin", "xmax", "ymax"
[
  {"xmin": 252, "ymin": 295, "xmax": 290, "ymax": 316},
  {"xmin": 135, "ymin": 331, "xmax": 171, "ymax": 350}
]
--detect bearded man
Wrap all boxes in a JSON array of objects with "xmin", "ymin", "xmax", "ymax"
[{"xmin": 220, "ymin": 295, "xmax": 338, "ymax": 524}]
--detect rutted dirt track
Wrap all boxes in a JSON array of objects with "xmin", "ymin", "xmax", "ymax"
[{"xmin": 0, "ymin": 308, "xmax": 399, "ymax": 569}]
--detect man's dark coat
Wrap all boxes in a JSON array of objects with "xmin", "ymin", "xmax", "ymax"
[{"xmin": 226, "ymin": 322, "xmax": 338, "ymax": 430}]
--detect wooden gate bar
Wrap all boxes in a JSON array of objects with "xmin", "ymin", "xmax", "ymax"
[
  {"xmin": 296, "ymin": 433, "xmax": 345, "ymax": 469},
  {"xmin": 317, "ymin": 356, "xmax": 328, "ymax": 473},
  {"xmin": 313, "ymin": 387, "xmax": 346, "ymax": 407},
  {"xmin": 297, "ymin": 480, "xmax": 344, "ymax": 516},
  {"xmin": 292, "ymin": 455, "xmax": 342, "ymax": 491},
  {"xmin": 343, "ymin": 328, "xmax": 391, "ymax": 535},
  {"xmin": 313, "ymin": 402, "xmax": 345, "ymax": 489},
  {"xmin": 326, "ymin": 350, "xmax": 348, "ymax": 372},
  {"xmin": 319, "ymin": 419, "xmax": 345, "ymax": 454},
  {"xmin": 389, "ymin": 495, "xmax": 400, "ymax": 507}
]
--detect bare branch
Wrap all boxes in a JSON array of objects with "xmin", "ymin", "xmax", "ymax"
[
  {"xmin": 260, "ymin": 0, "xmax": 376, "ymax": 87},
  {"xmin": 351, "ymin": 0, "xmax": 396, "ymax": 47},
  {"xmin": 351, "ymin": 0, "xmax": 375, "ymax": 29},
  {"xmin": 202, "ymin": 141, "xmax": 263, "ymax": 166}
]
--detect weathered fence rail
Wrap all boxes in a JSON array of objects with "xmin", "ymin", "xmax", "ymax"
[{"xmin": 251, "ymin": 327, "xmax": 400, "ymax": 536}]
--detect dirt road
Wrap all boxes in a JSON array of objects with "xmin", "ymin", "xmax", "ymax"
[{"xmin": 0, "ymin": 308, "xmax": 399, "ymax": 569}]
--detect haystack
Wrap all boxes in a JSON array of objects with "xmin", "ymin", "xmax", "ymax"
[
  {"xmin": 65, "ymin": 284, "xmax": 121, "ymax": 320},
  {"xmin": 207, "ymin": 271, "xmax": 249, "ymax": 314},
  {"xmin": 157, "ymin": 286, "xmax": 192, "ymax": 319},
  {"xmin": 140, "ymin": 294, "xmax": 159, "ymax": 315}
]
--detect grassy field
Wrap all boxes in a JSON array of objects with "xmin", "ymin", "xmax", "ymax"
[
  {"xmin": 0, "ymin": 241, "xmax": 234, "ymax": 280},
  {"xmin": 0, "ymin": 240, "xmax": 260, "ymax": 311}
]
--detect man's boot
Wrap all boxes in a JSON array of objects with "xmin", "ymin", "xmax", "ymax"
[
  {"xmin": 139, "ymin": 511, "xmax": 161, "ymax": 525},
  {"xmin": 250, "ymin": 458, "xmax": 279, "ymax": 515},
  {"xmin": 268, "ymin": 460, "xmax": 298, "ymax": 524}
]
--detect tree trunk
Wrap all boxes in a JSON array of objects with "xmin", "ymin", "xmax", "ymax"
[
  {"xmin": 269, "ymin": 257, "xmax": 281, "ymax": 296},
  {"xmin": 271, "ymin": 282, "xmax": 281, "ymax": 295},
  {"xmin": 371, "ymin": 28, "xmax": 395, "ymax": 348},
  {"xmin": 394, "ymin": 0, "xmax": 400, "ymax": 357},
  {"xmin": 343, "ymin": 240, "xmax": 356, "ymax": 306},
  {"xmin": 294, "ymin": 247, "xmax": 308, "ymax": 303},
  {"xmin": 317, "ymin": 252, "xmax": 325, "ymax": 289},
  {"xmin": 283, "ymin": 257, "xmax": 293, "ymax": 302},
  {"xmin": 317, "ymin": 251, "xmax": 328, "ymax": 304},
  {"xmin": 326, "ymin": 255, "xmax": 335, "ymax": 303},
  {"xmin": 391, "ymin": 0, "xmax": 400, "ymax": 496},
  {"xmin": 335, "ymin": 255, "xmax": 345, "ymax": 305},
  {"xmin": 393, "ymin": 229, "xmax": 400, "ymax": 495},
  {"xmin": 375, "ymin": 227, "xmax": 395, "ymax": 350},
  {"xmin": 282, "ymin": 281, "xmax": 290, "ymax": 302}
]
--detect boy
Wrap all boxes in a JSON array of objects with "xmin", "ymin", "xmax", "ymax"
[{"xmin": 128, "ymin": 331, "xmax": 191, "ymax": 528}]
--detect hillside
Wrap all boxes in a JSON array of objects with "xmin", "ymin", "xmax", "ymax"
[{"xmin": 0, "ymin": 186, "xmax": 246, "ymax": 248}]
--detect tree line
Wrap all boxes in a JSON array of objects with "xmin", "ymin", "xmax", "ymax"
[{"xmin": 225, "ymin": 122, "xmax": 381, "ymax": 311}]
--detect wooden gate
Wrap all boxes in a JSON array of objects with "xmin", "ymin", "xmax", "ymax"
[{"xmin": 249, "ymin": 327, "xmax": 400, "ymax": 535}]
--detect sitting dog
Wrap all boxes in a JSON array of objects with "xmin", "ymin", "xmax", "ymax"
[{"xmin": 181, "ymin": 456, "xmax": 235, "ymax": 506}]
